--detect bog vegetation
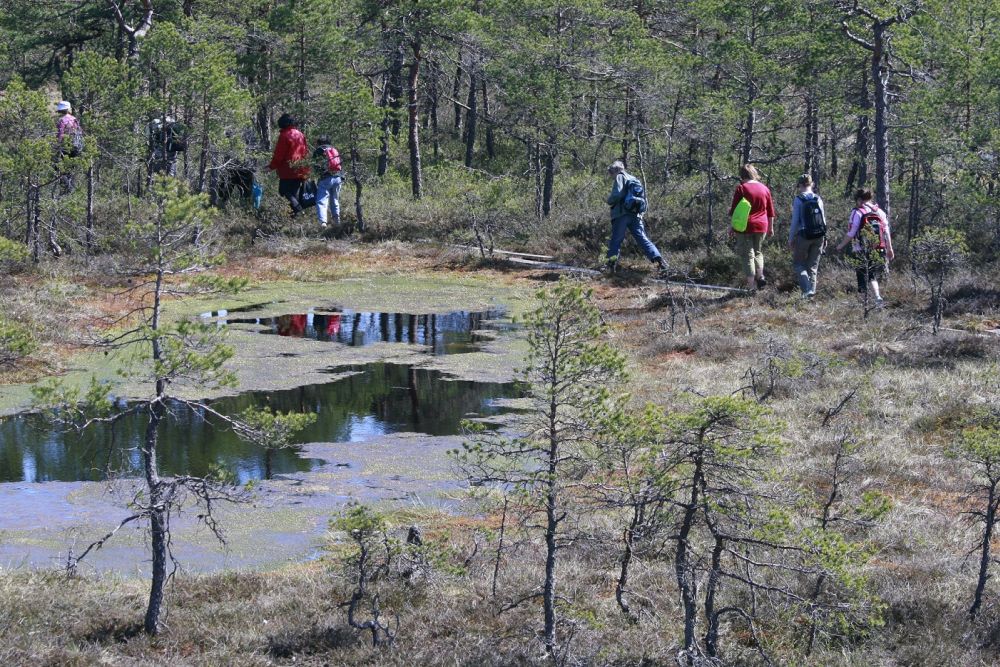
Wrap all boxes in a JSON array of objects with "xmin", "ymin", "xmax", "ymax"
[{"xmin": 1, "ymin": 0, "xmax": 1000, "ymax": 665}]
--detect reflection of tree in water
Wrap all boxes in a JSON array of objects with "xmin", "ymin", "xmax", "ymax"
[{"xmin": 0, "ymin": 364, "xmax": 518, "ymax": 483}]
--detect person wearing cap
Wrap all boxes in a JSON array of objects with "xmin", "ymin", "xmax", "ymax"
[
  {"xmin": 54, "ymin": 101, "xmax": 81, "ymax": 192},
  {"xmin": 605, "ymin": 160, "xmax": 669, "ymax": 275},
  {"xmin": 55, "ymin": 101, "xmax": 79, "ymax": 149},
  {"xmin": 268, "ymin": 113, "xmax": 310, "ymax": 214}
]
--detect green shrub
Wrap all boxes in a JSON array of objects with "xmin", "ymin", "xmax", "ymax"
[{"xmin": 0, "ymin": 315, "xmax": 37, "ymax": 367}]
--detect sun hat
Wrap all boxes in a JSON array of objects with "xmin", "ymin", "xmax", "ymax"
[{"xmin": 56, "ymin": 101, "xmax": 72, "ymax": 112}]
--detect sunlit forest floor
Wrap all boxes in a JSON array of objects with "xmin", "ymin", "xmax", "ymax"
[{"xmin": 2, "ymin": 241, "xmax": 999, "ymax": 665}]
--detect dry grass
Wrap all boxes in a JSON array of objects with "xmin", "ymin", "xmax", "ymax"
[{"xmin": 1, "ymin": 242, "xmax": 999, "ymax": 665}]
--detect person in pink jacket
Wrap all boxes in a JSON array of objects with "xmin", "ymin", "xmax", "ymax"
[
  {"xmin": 835, "ymin": 188, "xmax": 895, "ymax": 306},
  {"xmin": 268, "ymin": 113, "xmax": 310, "ymax": 214}
]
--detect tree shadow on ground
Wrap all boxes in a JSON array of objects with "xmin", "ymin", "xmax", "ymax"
[
  {"xmin": 268, "ymin": 624, "xmax": 358, "ymax": 658},
  {"xmin": 80, "ymin": 619, "xmax": 145, "ymax": 644}
]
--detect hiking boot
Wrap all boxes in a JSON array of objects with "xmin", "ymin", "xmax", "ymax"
[
  {"xmin": 602, "ymin": 261, "xmax": 617, "ymax": 275},
  {"xmin": 756, "ymin": 275, "xmax": 768, "ymax": 289},
  {"xmin": 653, "ymin": 256, "xmax": 670, "ymax": 278}
]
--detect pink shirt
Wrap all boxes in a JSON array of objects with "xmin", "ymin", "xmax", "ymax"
[{"xmin": 56, "ymin": 114, "xmax": 79, "ymax": 142}]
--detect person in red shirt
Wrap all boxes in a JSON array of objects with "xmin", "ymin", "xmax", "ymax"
[
  {"xmin": 267, "ymin": 113, "xmax": 310, "ymax": 214},
  {"xmin": 729, "ymin": 163, "xmax": 776, "ymax": 291}
]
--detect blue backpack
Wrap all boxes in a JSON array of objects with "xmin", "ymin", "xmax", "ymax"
[{"xmin": 623, "ymin": 177, "xmax": 647, "ymax": 215}]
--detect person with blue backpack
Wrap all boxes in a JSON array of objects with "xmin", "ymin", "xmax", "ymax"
[
  {"xmin": 788, "ymin": 174, "xmax": 827, "ymax": 298},
  {"xmin": 604, "ymin": 160, "xmax": 669, "ymax": 276}
]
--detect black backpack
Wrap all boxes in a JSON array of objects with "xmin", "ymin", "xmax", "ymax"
[
  {"xmin": 165, "ymin": 122, "xmax": 187, "ymax": 153},
  {"xmin": 798, "ymin": 194, "xmax": 826, "ymax": 240},
  {"xmin": 623, "ymin": 178, "xmax": 648, "ymax": 215}
]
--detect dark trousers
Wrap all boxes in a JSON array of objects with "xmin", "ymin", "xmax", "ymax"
[
  {"xmin": 851, "ymin": 248, "xmax": 886, "ymax": 292},
  {"xmin": 278, "ymin": 178, "xmax": 305, "ymax": 213}
]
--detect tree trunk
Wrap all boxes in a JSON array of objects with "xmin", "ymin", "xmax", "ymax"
[
  {"xmin": 588, "ymin": 85, "xmax": 598, "ymax": 141},
  {"xmin": 740, "ymin": 103, "xmax": 756, "ymax": 165},
  {"xmin": 144, "ymin": 264, "xmax": 168, "ymax": 635},
  {"xmin": 86, "ymin": 163, "xmax": 95, "ymax": 254},
  {"xmin": 543, "ymin": 393, "xmax": 560, "ymax": 656},
  {"xmin": 970, "ymin": 482, "xmax": 998, "ymax": 619},
  {"xmin": 407, "ymin": 42, "xmax": 422, "ymax": 200},
  {"xmin": 298, "ymin": 26, "xmax": 307, "ymax": 103},
  {"xmin": 452, "ymin": 60, "xmax": 464, "ymax": 133},
  {"xmin": 845, "ymin": 66, "xmax": 871, "ymax": 197},
  {"xmin": 616, "ymin": 504, "xmax": 643, "ymax": 621},
  {"xmin": 351, "ymin": 145, "xmax": 365, "ymax": 232},
  {"xmin": 705, "ymin": 144, "xmax": 716, "ymax": 252},
  {"xmin": 907, "ymin": 148, "xmax": 920, "ymax": 244},
  {"xmin": 197, "ymin": 106, "xmax": 210, "ymax": 194},
  {"xmin": 482, "ymin": 79, "xmax": 495, "ymax": 160},
  {"xmin": 829, "ymin": 118, "xmax": 839, "ymax": 180},
  {"xmin": 428, "ymin": 61, "xmax": 440, "ymax": 160},
  {"xmin": 377, "ymin": 75, "xmax": 391, "ymax": 177},
  {"xmin": 464, "ymin": 67, "xmax": 478, "ymax": 168},
  {"xmin": 871, "ymin": 25, "xmax": 891, "ymax": 219},
  {"xmin": 533, "ymin": 142, "xmax": 542, "ymax": 219},
  {"xmin": 389, "ymin": 47, "xmax": 404, "ymax": 138},
  {"xmin": 703, "ymin": 535, "xmax": 725, "ymax": 657},
  {"xmin": 542, "ymin": 146, "xmax": 555, "ymax": 217},
  {"xmin": 622, "ymin": 94, "xmax": 631, "ymax": 166},
  {"xmin": 676, "ymin": 460, "xmax": 703, "ymax": 654}
]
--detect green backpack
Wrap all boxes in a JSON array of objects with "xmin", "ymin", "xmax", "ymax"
[{"xmin": 731, "ymin": 197, "xmax": 751, "ymax": 232}]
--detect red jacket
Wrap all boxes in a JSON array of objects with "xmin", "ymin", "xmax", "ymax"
[
  {"xmin": 268, "ymin": 127, "xmax": 309, "ymax": 180},
  {"xmin": 729, "ymin": 181, "xmax": 775, "ymax": 234}
]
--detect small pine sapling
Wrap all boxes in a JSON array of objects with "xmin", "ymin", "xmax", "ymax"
[
  {"xmin": 454, "ymin": 277, "xmax": 628, "ymax": 658},
  {"xmin": 910, "ymin": 227, "xmax": 967, "ymax": 334},
  {"xmin": 947, "ymin": 410, "xmax": 1000, "ymax": 620},
  {"xmin": 331, "ymin": 505, "xmax": 400, "ymax": 647}
]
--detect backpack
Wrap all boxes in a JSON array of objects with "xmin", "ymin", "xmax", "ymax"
[
  {"xmin": 299, "ymin": 179, "xmax": 317, "ymax": 208},
  {"xmin": 622, "ymin": 177, "xmax": 647, "ymax": 215},
  {"xmin": 855, "ymin": 205, "xmax": 886, "ymax": 251},
  {"xmin": 68, "ymin": 121, "xmax": 84, "ymax": 158},
  {"xmin": 731, "ymin": 197, "xmax": 751, "ymax": 232},
  {"xmin": 165, "ymin": 123, "xmax": 187, "ymax": 153},
  {"xmin": 798, "ymin": 194, "xmax": 826, "ymax": 239},
  {"xmin": 323, "ymin": 146, "xmax": 342, "ymax": 174}
]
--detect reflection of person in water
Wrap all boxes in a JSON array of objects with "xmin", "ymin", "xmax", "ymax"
[
  {"xmin": 327, "ymin": 313, "xmax": 341, "ymax": 337},
  {"xmin": 312, "ymin": 313, "xmax": 342, "ymax": 341},
  {"xmin": 276, "ymin": 314, "xmax": 307, "ymax": 337}
]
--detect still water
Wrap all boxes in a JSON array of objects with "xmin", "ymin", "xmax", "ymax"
[
  {"xmin": 0, "ymin": 364, "xmax": 520, "ymax": 484},
  {"xmin": 204, "ymin": 307, "xmax": 508, "ymax": 355}
]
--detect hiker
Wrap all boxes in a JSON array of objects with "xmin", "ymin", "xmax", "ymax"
[
  {"xmin": 729, "ymin": 164, "xmax": 775, "ymax": 291},
  {"xmin": 788, "ymin": 174, "xmax": 827, "ymax": 297},
  {"xmin": 835, "ymin": 188, "xmax": 895, "ymax": 306},
  {"xmin": 604, "ymin": 160, "xmax": 669, "ymax": 275},
  {"xmin": 146, "ymin": 116, "xmax": 186, "ymax": 181},
  {"xmin": 55, "ymin": 101, "xmax": 81, "ymax": 156},
  {"xmin": 312, "ymin": 136, "xmax": 342, "ymax": 228},
  {"xmin": 54, "ymin": 101, "xmax": 82, "ymax": 192},
  {"xmin": 267, "ymin": 113, "xmax": 310, "ymax": 214}
]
